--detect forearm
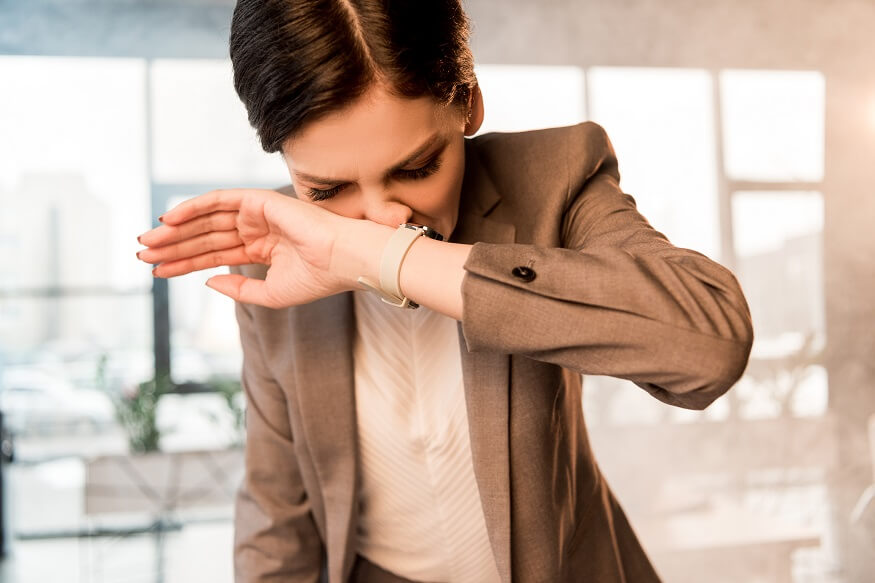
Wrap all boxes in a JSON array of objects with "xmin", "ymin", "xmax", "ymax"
[{"xmin": 459, "ymin": 242, "xmax": 754, "ymax": 409}]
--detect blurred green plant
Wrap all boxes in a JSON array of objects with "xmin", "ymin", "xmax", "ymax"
[
  {"xmin": 116, "ymin": 374, "xmax": 171, "ymax": 454},
  {"xmin": 96, "ymin": 353, "xmax": 169, "ymax": 454}
]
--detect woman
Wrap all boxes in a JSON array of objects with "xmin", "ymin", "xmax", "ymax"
[{"xmin": 136, "ymin": 1, "xmax": 754, "ymax": 582}]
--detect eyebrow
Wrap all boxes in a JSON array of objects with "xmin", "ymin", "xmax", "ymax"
[{"xmin": 293, "ymin": 133, "xmax": 447, "ymax": 185}]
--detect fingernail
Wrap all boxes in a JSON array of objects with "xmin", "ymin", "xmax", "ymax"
[
  {"xmin": 151, "ymin": 267, "xmax": 158, "ymax": 277},
  {"xmin": 136, "ymin": 251, "xmax": 141, "ymax": 259},
  {"xmin": 137, "ymin": 235, "xmax": 143, "ymax": 244},
  {"xmin": 158, "ymin": 215, "xmax": 165, "ymax": 223}
]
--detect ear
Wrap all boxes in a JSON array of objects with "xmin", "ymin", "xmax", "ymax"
[{"xmin": 464, "ymin": 82, "xmax": 484, "ymax": 136}]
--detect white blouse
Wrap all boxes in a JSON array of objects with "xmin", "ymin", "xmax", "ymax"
[{"xmin": 352, "ymin": 290, "xmax": 501, "ymax": 583}]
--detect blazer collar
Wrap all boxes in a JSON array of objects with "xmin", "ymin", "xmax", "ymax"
[
  {"xmin": 450, "ymin": 136, "xmax": 513, "ymax": 245},
  {"xmin": 293, "ymin": 135, "xmax": 515, "ymax": 583}
]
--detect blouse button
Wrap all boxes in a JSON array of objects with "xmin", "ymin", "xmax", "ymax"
[{"xmin": 511, "ymin": 266, "xmax": 536, "ymax": 282}]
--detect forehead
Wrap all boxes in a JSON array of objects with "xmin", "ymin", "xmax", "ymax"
[{"xmin": 283, "ymin": 86, "xmax": 459, "ymax": 176}]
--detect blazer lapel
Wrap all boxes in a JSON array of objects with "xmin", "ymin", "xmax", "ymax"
[
  {"xmin": 452, "ymin": 139, "xmax": 516, "ymax": 583},
  {"xmin": 288, "ymin": 292, "xmax": 359, "ymax": 583},
  {"xmin": 456, "ymin": 334, "xmax": 514, "ymax": 583}
]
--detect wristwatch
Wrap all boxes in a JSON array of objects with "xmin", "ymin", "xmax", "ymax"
[{"xmin": 357, "ymin": 223, "xmax": 444, "ymax": 309}]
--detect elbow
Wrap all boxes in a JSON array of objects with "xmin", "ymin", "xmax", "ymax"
[
  {"xmin": 683, "ymin": 326, "xmax": 754, "ymax": 410},
  {"xmin": 716, "ymin": 305, "xmax": 755, "ymax": 392},
  {"xmin": 641, "ymin": 321, "xmax": 754, "ymax": 411},
  {"xmin": 684, "ymin": 284, "xmax": 756, "ymax": 410},
  {"xmin": 730, "ymin": 316, "xmax": 755, "ymax": 382}
]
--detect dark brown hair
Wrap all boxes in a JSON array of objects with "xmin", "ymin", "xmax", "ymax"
[{"xmin": 230, "ymin": 0, "xmax": 477, "ymax": 153}]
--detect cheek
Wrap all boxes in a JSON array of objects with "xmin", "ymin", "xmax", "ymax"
[
  {"xmin": 409, "ymin": 153, "xmax": 465, "ymax": 217},
  {"xmin": 405, "ymin": 172, "xmax": 460, "ymax": 216},
  {"xmin": 320, "ymin": 196, "xmax": 362, "ymax": 219}
]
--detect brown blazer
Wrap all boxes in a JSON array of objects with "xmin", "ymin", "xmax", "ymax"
[{"xmin": 231, "ymin": 122, "xmax": 754, "ymax": 583}]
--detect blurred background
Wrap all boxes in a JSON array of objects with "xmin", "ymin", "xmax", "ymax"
[{"xmin": 0, "ymin": 0, "xmax": 873, "ymax": 582}]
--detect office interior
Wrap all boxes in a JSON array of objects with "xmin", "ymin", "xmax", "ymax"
[{"xmin": 1, "ymin": 0, "xmax": 874, "ymax": 582}]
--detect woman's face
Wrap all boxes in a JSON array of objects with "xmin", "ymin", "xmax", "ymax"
[{"xmin": 281, "ymin": 83, "xmax": 481, "ymax": 239}]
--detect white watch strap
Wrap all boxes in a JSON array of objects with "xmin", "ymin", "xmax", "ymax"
[
  {"xmin": 356, "ymin": 225, "xmax": 425, "ymax": 308},
  {"xmin": 380, "ymin": 226, "xmax": 422, "ymax": 298}
]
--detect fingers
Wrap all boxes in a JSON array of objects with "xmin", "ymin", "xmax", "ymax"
[
  {"xmin": 139, "ymin": 211, "xmax": 238, "ymax": 247},
  {"xmin": 205, "ymin": 274, "xmax": 281, "ymax": 308},
  {"xmin": 158, "ymin": 189, "xmax": 256, "ymax": 226},
  {"xmin": 151, "ymin": 245, "xmax": 254, "ymax": 278},
  {"xmin": 138, "ymin": 229, "xmax": 243, "ymax": 265}
]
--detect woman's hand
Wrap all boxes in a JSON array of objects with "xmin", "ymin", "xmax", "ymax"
[
  {"xmin": 136, "ymin": 187, "xmax": 471, "ymax": 319},
  {"xmin": 136, "ymin": 188, "xmax": 365, "ymax": 308}
]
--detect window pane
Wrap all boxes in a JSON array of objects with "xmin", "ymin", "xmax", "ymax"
[
  {"xmin": 731, "ymin": 364, "xmax": 828, "ymax": 420},
  {"xmin": 0, "ymin": 56, "xmax": 151, "ymax": 289},
  {"xmin": 587, "ymin": 67, "xmax": 721, "ymax": 260},
  {"xmin": 720, "ymin": 70, "xmax": 825, "ymax": 182},
  {"xmin": 150, "ymin": 59, "xmax": 289, "ymax": 184},
  {"xmin": 167, "ymin": 256, "xmax": 243, "ymax": 387},
  {"xmin": 474, "ymin": 64, "xmax": 586, "ymax": 133},
  {"xmin": 731, "ymin": 191, "xmax": 826, "ymax": 419},
  {"xmin": 732, "ymin": 191, "xmax": 824, "ymax": 348}
]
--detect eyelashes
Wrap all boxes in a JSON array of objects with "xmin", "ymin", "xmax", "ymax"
[
  {"xmin": 305, "ymin": 155, "xmax": 443, "ymax": 202},
  {"xmin": 306, "ymin": 184, "xmax": 344, "ymax": 201},
  {"xmin": 395, "ymin": 156, "xmax": 443, "ymax": 180}
]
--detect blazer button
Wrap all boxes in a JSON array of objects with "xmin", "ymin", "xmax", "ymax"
[{"xmin": 511, "ymin": 266, "xmax": 536, "ymax": 282}]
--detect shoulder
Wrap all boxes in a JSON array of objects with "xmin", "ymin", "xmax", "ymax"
[
  {"xmin": 469, "ymin": 121, "xmax": 614, "ymax": 162},
  {"xmin": 463, "ymin": 121, "xmax": 621, "ymax": 216},
  {"xmin": 467, "ymin": 122, "xmax": 619, "ymax": 191}
]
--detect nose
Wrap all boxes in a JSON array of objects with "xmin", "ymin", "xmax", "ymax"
[{"xmin": 361, "ymin": 192, "xmax": 413, "ymax": 228}]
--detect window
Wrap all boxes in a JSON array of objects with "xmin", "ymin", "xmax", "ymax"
[
  {"xmin": 0, "ymin": 56, "xmax": 153, "ymax": 421},
  {"xmin": 474, "ymin": 64, "xmax": 586, "ymax": 133}
]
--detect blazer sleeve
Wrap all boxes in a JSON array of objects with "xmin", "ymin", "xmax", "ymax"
[
  {"xmin": 233, "ymin": 296, "xmax": 325, "ymax": 582},
  {"xmin": 459, "ymin": 124, "xmax": 754, "ymax": 410}
]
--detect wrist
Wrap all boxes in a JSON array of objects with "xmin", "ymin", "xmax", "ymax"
[
  {"xmin": 333, "ymin": 219, "xmax": 394, "ymax": 289},
  {"xmin": 358, "ymin": 223, "xmax": 441, "ymax": 308}
]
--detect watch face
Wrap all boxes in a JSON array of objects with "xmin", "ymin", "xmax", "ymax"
[
  {"xmin": 401, "ymin": 223, "xmax": 444, "ymax": 241},
  {"xmin": 422, "ymin": 226, "xmax": 444, "ymax": 241}
]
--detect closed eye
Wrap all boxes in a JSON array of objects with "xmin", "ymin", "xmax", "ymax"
[
  {"xmin": 305, "ymin": 155, "xmax": 443, "ymax": 202},
  {"xmin": 305, "ymin": 184, "xmax": 345, "ymax": 202},
  {"xmin": 395, "ymin": 156, "xmax": 442, "ymax": 180}
]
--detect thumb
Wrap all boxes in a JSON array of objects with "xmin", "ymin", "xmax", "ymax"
[{"xmin": 206, "ymin": 274, "xmax": 278, "ymax": 308}]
